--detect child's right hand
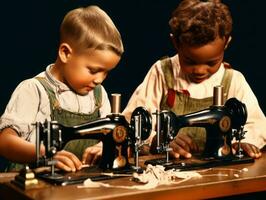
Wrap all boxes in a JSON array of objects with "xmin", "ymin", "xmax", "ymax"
[
  {"xmin": 53, "ymin": 150, "xmax": 82, "ymax": 172},
  {"xmin": 169, "ymin": 134, "xmax": 199, "ymax": 159}
]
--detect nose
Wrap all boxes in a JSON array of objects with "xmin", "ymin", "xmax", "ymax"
[
  {"xmin": 93, "ymin": 72, "xmax": 107, "ymax": 85},
  {"xmin": 192, "ymin": 65, "xmax": 207, "ymax": 75}
]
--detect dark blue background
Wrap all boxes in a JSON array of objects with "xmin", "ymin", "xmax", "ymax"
[{"xmin": 0, "ymin": 0, "xmax": 265, "ymax": 114}]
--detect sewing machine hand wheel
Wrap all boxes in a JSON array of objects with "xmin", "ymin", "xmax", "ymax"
[
  {"xmin": 130, "ymin": 107, "xmax": 152, "ymax": 140},
  {"xmin": 225, "ymin": 98, "xmax": 247, "ymax": 129}
]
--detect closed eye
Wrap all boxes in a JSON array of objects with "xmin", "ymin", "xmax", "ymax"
[
  {"xmin": 87, "ymin": 67, "xmax": 101, "ymax": 74},
  {"xmin": 206, "ymin": 61, "xmax": 219, "ymax": 67}
]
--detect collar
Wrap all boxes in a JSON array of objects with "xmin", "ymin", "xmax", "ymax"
[
  {"xmin": 45, "ymin": 64, "xmax": 70, "ymax": 94},
  {"xmin": 210, "ymin": 63, "xmax": 225, "ymax": 84}
]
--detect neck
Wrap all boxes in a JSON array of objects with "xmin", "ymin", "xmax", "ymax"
[{"xmin": 51, "ymin": 59, "xmax": 64, "ymax": 83}]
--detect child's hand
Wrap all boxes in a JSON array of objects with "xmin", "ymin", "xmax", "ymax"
[
  {"xmin": 81, "ymin": 142, "xmax": 102, "ymax": 166},
  {"xmin": 169, "ymin": 134, "xmax": 199, "ymax": 159},
  {"xmin": 232, "ymin": 142, "xmax": 262, "ymax": 159},
  {"xmin": 53, "ymin": 150, "xmax": 82, "ymax": 172}
]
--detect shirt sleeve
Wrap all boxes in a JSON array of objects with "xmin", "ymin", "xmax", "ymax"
[
  {"xmin": 0, "ymin": 79, "xmax": 41, "ymax": 140},
  {"xmin": 122, "ymin": 60, "xmax": 165, "ymax": 123},
  {"xmin": 229, "ymin": 71, "xmax": 266, "ymax": 148}
]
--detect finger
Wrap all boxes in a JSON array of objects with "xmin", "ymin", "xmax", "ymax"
[
  {"xmin": 82, "ymin": 149, "xmax": 94, "ymax": 165},
  {"xmin": 85, "ymin": 154, "xmax": 94, "ymax": 165},
  {"xmin": 242, "ymin": 144, "xmax": 262, "ymax": 158},
  {"xmin": 66, "ymin": 152, "xmax": 82, "ymax": 170},
  {"xmin": 91, "ymin": 147, "xmax": 102, "ymax": 165},
  {"xmin": 82, "ymin": 145, "xmax": 103, "ymax": 165},
  {"xmin": 55, "ymin": 160, "xmax": 72, "ymax": 172},
  {"xmin": 63, "ymin": 150, "xmax": 83, "ymax": 170},
  {"xmin": 174, "ymin": 134, "xmax": 198, "ymax": 153},
  {"xmin": 169, "ymin": 151, "xmax": 180, "ymax": 159},
  {"xmin": 56, "ymin": 151, "xmax": 82, "ymax": 171},
  {"xmin": 191, "ymin": 139, "xmax": 199, "ymax": 152},
  {"xmin": 91, "ymin": 153, "xmax": 102, "ymax": 165},
  {"xmin": 242, "ymin": 144, "xmax": 255, "ymax": 158},
  {"xmin": 54, "ymin": 154, "xmax": 76, "ymax": 172},
  {"xmin": 170, "ymin": 140, "xmax": 192, "ymax": 158},
  {"xmin": 181, "ymin": 134, "xmax": 198, "ymax": 152},
  {"xmin": 174, "ymin": 135, "xmax": 190, "ymax": 152},
  {"xmin": 233, "ymin": 143, "xmax": 262, "ymax": 159},
  {"xmin": 82, "ymin": 150, "xmax": 89, "ymax": 164}
]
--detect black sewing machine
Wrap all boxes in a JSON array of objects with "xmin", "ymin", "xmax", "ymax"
[
  {"xmin": 15, "ymin": 94, "xmax": 152, "ymax": 186},
  {"xmin": 145, "ymin": 86, "xmax": 254, "ymax": 170}
]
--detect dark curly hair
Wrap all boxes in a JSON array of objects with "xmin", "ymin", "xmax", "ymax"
[{"xmin": 169, "ymin": 0, "xmax": 232, "ymax": 46}]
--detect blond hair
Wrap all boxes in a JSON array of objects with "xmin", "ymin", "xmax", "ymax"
[{"xmin": 60, "ymin": 5, "xmax": 124, "ymax": 56}]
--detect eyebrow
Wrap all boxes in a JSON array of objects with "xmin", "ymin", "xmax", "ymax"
[
  {"xmin": 183, "ymin": 55, "xmax": 223, "ymax": 63},
  {"xmin": 88, "ymin": 66, "xmax": 111, "ymax": 73}
]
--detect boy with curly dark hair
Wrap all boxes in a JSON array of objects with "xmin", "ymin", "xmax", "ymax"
[{"xmin": 123, "ymin": 0, "xmax": 266, "ymax": 159}]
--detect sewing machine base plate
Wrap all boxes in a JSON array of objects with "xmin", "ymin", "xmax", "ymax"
[
  {"xmin": 36, "ymin": 165, "xmax": 138, "ymax": 186},
  {"xmin": 144, "ymin": 155, "xmax": 254, "ymax": 171}
]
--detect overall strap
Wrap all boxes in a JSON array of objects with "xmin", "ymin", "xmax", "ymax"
[
  {"xmin": 35, "ymin": 77, "xmax": 59, "ymax": 111},
  {"xmin": 160, "ymin": 56, "xmax": 174, "ymax": 89},
  {"xmin": 220, "ymin": 68, "xmax": 233, "ymax": 100},
  {"xmin": 93, "ymin": 85, "xmax": 102, "ymax": 108}
]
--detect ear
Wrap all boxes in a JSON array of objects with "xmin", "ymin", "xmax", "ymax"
[
  {"xmin": 170, "ymin": 33, "xmax": 179, "ymax": 52},
  {"xmin": 58, "ymin": 43, "xmax": 73, "ymax": 63},
  {"xmin": 224, "ymin": 36, "xmax": 232, "ymax": 50}
]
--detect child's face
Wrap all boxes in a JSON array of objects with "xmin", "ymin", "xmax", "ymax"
[
  {"xmin": 60, "ymin": 48, "xmax": 121, "ymax": 95},
  {"xmin": 178, "ymin": 37, "xmax": 226, "ymax": 83}
]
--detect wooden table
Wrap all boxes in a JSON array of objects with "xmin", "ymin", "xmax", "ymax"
[{"xmin": 1, "ymin": 152, "xmax": 266, "ymax": 200}]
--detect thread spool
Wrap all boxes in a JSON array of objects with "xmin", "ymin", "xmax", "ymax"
[
  {"xmin": 213, "ymin": 85, "xmax": 224, "ymax": 106},
  {"xmin": 111, "ymin": 93, "xmax": 121, "ymax": 114}
]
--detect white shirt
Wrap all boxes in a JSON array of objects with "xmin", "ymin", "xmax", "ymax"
[
  {"xmin": 122, "ymin": 54, "xmax": 266, "ymax": 148},
  {"xmin": 0, "ymin": 64, "xmax": 111, "ymax": 143}
]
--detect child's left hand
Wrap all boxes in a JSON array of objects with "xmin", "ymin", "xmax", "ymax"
[
  {"xmin": 232, "ymin": 142, "xmax": 262, "ymax": 159},
  {"xmin": 82, "ymin": 142, "xmax": 103, "ymax": 166}
]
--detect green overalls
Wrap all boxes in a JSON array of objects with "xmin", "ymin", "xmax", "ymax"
[
  {"xmin": 4, "ymin": 78, "xmax": 102, "ymax": 172},
  {"xmin": 160, "ymin": 57, "xmax": 233, "ymax": 151},
  {"xmin": 36, "ymin": 77, "xmax": 101, "ymax": 159}
]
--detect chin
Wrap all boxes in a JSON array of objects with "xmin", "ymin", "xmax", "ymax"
[
  {"xmin": 77, "ymin": 90, "xmax": 90, "ymax": 96},
  {"xmin": 190, "ymin": 77, "xmax": 208, "ymax": 83},
  {"xmin": 193, "ymin": 80, "xmax": 205, "ymax": 84}
]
